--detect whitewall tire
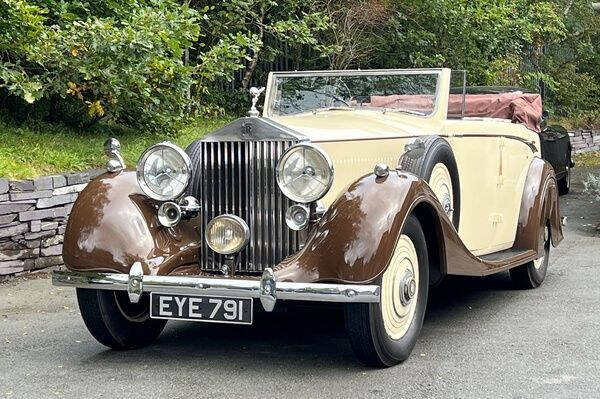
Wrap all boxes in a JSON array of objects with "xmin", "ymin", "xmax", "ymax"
[
  {"xmin": 509, "ymin": 224, "xmax": 551, "ymax": 289},
  {"xmin": 399, "ymin": 136, "xmax": 461, "ymax": 229},
  {"xmin": 345, "ymin": 214, "xmax": 429, "ymax": 367}
]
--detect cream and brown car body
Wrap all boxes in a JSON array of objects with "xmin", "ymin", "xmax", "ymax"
[{"xmin": 53, "ymin": 68, "xmax": 563, "ymax": 366}]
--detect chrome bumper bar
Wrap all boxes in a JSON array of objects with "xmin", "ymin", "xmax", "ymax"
[{"xmin": 51, "ymin": 263, "xmax": 380, "ymax": 312}]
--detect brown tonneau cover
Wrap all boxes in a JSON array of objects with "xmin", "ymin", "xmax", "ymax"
[
  {"xmin": 370, "ymin": 92, "xmax": 543, "ymax": 132},
  {"xmin": 448, "ymin": 93, "xmax": 542, "ymax": 132}
]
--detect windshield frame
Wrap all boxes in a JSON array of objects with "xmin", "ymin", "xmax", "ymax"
[{"xmin": 263, "ymin": 68, "xmax": 443, "ymax": 119}]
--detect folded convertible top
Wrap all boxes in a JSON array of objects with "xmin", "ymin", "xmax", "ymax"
[
  {"xmin": 448, "ymin": 93, "xmax": 542, "ymax": 132},
  {"xmin": 369, "ymin": 92, "xmax": 543, "ymax": 132}
]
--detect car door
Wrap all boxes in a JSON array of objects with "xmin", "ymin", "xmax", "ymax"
[
  {"xmin": 445, "ymin": 119, "xmax": 536, "ymax": 256},
  {"xmin": 495, "ymin": 135, "xmax": 536, "ymax": 250},
  {"xmin": 445, "ymin": 127, "xmax": 502, "ymax": 256}
]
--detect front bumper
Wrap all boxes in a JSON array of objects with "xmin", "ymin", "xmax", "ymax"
[{"xmin": 52, "ymin": 263, "xmax": 380, "ymax": 312}]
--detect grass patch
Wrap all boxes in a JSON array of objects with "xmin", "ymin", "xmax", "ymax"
[
  {"xmin": 553, "ymin": 111, "xmax": 600, "ymax": 130},
  {"xmin": 574, "ymin": 151, "xmax": 600, "ymax": 168},
  {"xmin": 0, "ymin": 115, "xmax": 231, "ymax": 179}
]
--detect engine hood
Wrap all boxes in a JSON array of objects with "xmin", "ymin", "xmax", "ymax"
[{"xmin": 268, "ymin": 109, "xmax": 434, "ymax": 142}]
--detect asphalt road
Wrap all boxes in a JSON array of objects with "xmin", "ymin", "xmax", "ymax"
[{"xmin": 1, "ymin": 167, "xmax": 599, "ymax": 399}]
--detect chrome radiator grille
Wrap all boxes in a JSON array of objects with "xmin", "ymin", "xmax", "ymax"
[{"xmin": 188, "ymin": 140, "xmax": 300, "ymax": 273}]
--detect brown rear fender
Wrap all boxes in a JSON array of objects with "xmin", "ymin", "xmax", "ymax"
[
  {"xmin": 63, "ymin": 171, "xmax": 200, "ymax": 275},
  {"xmin": 514, "ymin": 157, "xmax": 563, "ymax": 251}
]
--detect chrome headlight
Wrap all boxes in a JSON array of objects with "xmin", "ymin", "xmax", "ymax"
[
  {"xmin": 205, "ymin": 215, "xmax": 250, "ymax": 255},
  {"xmin": 136, "ymin": 142, "xmax": 191, "ymax": 201},
  {"xmin": 276, "ymin": 143, "xmax": 334, "ymax": 203}
]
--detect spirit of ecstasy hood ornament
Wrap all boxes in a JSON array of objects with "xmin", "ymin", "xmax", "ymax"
[{"xmin": 248, "ymin": 86, "xmax": 265, "ymax": 117}]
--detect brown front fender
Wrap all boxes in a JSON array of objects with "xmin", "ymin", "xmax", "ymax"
[
  {"xmin": 274, "ymin": 171, "xmax": 449, "ymax": 284},
  {"xmin": 63, "ymin": 171, "xmax": 200, "ymax": 275}
]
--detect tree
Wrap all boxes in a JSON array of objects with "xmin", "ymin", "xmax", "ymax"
[
  {"xmin": 539, "ymin": 0, "xmax": 600, "ymax": 114},
  {"xmin": 194, "ymin": 0, "xmax": 336, "ymax": 90},
  {"xmin": 361, "ymin": 0, "xmax": 564, "ymax": 86},
  {"xmin": 315, "ymin": 0, "xmax": 390, "ymax": 70}
]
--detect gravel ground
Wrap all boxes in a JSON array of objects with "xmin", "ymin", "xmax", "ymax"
[{"xmin": 1, "ymin": 167, "xmax": 599, "ymax": 399}]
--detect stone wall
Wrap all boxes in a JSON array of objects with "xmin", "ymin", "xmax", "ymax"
[
  {"xmin": 570, "ymin": 130, "xmax": 600, "ymax": 153},
  {"xmin": 0, "ymin": 170, "xmax": 102, "ymax": 277}
]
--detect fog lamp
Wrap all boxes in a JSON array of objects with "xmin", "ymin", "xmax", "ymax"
[
  {"xmin": 205, "ymin": 215, "xmax": 250, "ymax": 255},
  {"xmin": 285, "ymin": 204, "xmax": 310, "ymax": 231}
]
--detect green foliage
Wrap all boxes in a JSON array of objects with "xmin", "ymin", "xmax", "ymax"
[
  {"xmin": 0, "ymin": 0, "xmax": 200, "ymax": 131},
  {"xmin": 195, "ymin": 0, "xmax": 336, "ymax": 92},
  {"xmin": 369, "ymin": 0, "xmax": 566, "ymax": 85},
  {"xmin": 1, "ymin": 0, "xmax": 599, "ymax": 133},
  {"xmin": 575, "ymin": 151, "xmax": 600, "ymax": 168},
  {"xmin": 0, "ymin": 0, "xmax": 44, "ymax": 53},
  {"xmin": 540, "ymin": 0, "xmax": 600, "ymax": 114},
  {"xmin": 555, "ymin": 111, "xmax": 600, "ymax": 131}
]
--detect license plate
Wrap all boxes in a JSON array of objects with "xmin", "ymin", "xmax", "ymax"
[{"xmin": 150, "ymin": 293, "xmax": 253, "ymax": 325}]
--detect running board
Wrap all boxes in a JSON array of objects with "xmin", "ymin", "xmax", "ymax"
[
  {"xmin": 479, "ymin": 248, "xmax": 534, "ymax": 262},
  {"xmin": 476, "ymin": 248, "xmax": 537, "ymax": 275}
]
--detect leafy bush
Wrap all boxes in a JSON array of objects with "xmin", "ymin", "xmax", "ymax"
[
  {"xmin": 0, "ymin": 0, "xmax": 200, "ymax": 131},
  {"xmin": 2, "ymin": 0, "xmax": 599, "ymax": 129}
]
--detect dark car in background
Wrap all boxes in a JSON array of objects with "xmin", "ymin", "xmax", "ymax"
[{"xmin": 539, "ymin": 122, "xmax": 573, "ymax": 195}]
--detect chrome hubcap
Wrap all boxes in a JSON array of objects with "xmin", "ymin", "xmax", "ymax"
[
  {"xmin": 441, "ymin": 193, "xmax": 452, "ymax": 214},
  {"xmin": 400, "ymin": 271, "xmax": 416, "ymax": 306}
]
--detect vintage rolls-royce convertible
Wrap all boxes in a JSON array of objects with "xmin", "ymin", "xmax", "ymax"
[{"xmin": 53, "ymin": 68, "xmax": 563, "ymax": 367}]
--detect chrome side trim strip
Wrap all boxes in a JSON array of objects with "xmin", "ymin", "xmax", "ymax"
[{"xmin": 52, "ymin": 269, "xmax": 380, "ymax": 311}]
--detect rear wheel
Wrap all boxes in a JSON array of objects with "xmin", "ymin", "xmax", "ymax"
[
  {"xmin": 509, "ymin": 224, "xmax": 551, "ymax": 289},
  {"xmin": 345, "ymin": 214, "xmax": 429, "ymax": 367},
  {"xmin": 76, "ymin": 289, "xmax": 166, "ymax": 350}
]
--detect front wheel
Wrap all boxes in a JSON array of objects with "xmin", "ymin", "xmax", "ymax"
[
  {"xmin": 76, "ymin": 288, "xmax": 166, "ymax": 350},
  {"xmin": 344, "ymin": 214, "xmax": 429, "ymax": 367}
]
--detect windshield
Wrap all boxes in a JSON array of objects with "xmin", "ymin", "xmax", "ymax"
[{"xmin": 266, "ymin": 71, "xmax": 440, "ymax": 117}]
